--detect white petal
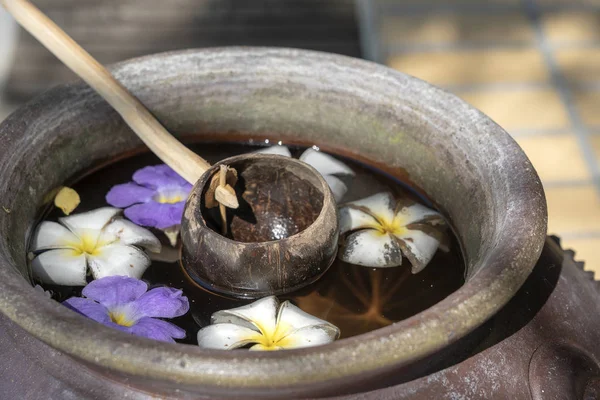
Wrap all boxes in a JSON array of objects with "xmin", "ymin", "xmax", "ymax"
[
  {"xmin": 60, "ymin": 207, "xmax": 121, "ymax": 234},
  {"xmin": 278, "ymin": 326, "xmax": 338, "ymax": 349},
  {"xmin": 30, "ymin": 221, "xmax": 79, "ymax": 252},
  {"xmin": 299, "ymin": 148, "xmax": 355, "ymax": 177},
  {"xmin": 339, "ymin": 230, "xmax": 403, "ymax": 268},
  {"xmin": 277, "ymin": 300, "xmax": 338, "ymax": 333},
  {"xmin": 395, "ymin": 203, "xmax": 443, "ymax": 226},
  {"xmin": 87, "ymin": 244, "xmax": 150, "ymax": 280},
  {"xmin": 253, "ymin": 145, "xmax": 292, "ymax": 157},
  {"xmin": 323, "ymin": 175, "xmax": 348, "ymax": 202},
  {"xmin": 249, "ymin": 343, "xmax": 282, "ymax": 351},
  {"xmin": 339, "ymin": 206, "xmax": 380, "ymax": 235},
  {"xmin": 162, "ymin": 225, "xmax": 180, "ymax": 247},
  {"xmin": 212, "ymin": 296, "xmax": 278, "ymax": 335},
  {"xmin": 99, "ymin": 218, "xmax": 161, "ymax": 253},
  {"xmin": 197, "ymin": 323, "xmax": 261, "ymax": 350},
  {"xmin": 31, "ymin": 249, "xmax": 87, "ymax": 286},
  {"xmin": 395, "ymin": 230, "xmax": 440, "ymax": 274},
  {"xmin": 343, "ymin": 192, "xmax": 395, "ymax": 224}
]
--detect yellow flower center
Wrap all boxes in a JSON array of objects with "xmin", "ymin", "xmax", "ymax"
[
  {"xmin": 369, "ymin": 214, "xmax": 407, "ymax": 237},
  {"xmin": 70, "ymin": 231, "xmax": 102, "ymax": 256},
  {"xmin": 109, "ymin": 312, "xmax": 135, "ymax": 327},
  {"xmin": 154, "ymin": 193, "xmax": 184, "ymax": 204},
  {"xmin": 252, "ymin": 321, "xmax": 294, "ymax": 351}
]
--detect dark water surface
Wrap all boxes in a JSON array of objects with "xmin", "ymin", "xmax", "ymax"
[{"xmin": 35, "ymin": 141, "xmax": 465, "ymax": 344}]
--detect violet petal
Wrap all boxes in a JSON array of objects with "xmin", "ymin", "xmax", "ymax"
[
  {"xmin": 124, "ymin": 202, "xmax": 185, "ymax": 229},
  {"xmin": 133, "ymin": 165, "xmax": 188, "ymax": 189},
  {"xmin": 81, "ymin": 275, "xmax": 147, "ymax": 309},
  {"xmin": 130, "ymin": 286, "xmax": 189, "ymax": 319},
  {"xmin": 130, "ymin": 317, "xmax": 186, "ymax": 342},
  {"xmin": 63, "ymin": 297, "xmax": 111, "ymax": 324},
  {"xmin": 106, "ymin": 183, "xmax": 154, "ymax": 208}
]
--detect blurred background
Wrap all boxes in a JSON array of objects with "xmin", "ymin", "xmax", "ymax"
[{"xmin": 0, "ymin": 0, "xmax": 598, "ymax": 273}]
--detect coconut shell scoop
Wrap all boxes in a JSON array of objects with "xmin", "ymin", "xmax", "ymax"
[
  {"xmin": 2, "ymin": 0, "xmax": 339, "ymax": 298},
  {"xmin": 182, "ymin": 154, "xmax": 338, "ymax": 298}
]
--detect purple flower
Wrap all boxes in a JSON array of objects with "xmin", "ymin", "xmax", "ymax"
[
  {"xmin": 106, "ymin": 164, "xmax": 192, "ymax": 230},
  {"xmin": 64, "ymin": 276, "xmax": 189, "ymax": 343}
]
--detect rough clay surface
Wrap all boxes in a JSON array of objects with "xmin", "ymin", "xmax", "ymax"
[
  {"xmin": 0, "ymin": 48, "xmax": 547, "ymax": 397},
  {"xmin": 2, "ymin": 238, "xmax": 597, "ymax": 399}
]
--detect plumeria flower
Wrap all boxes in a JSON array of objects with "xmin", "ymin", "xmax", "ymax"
[
  {"xmin": 255, "ymin": 146, "xmax": 354, "ymax": 202},
  {"xmin": 197, "ymin": 296, "xmax": 340, "ymax": 351},
  {"xmin": 64, "ymin": 276, "xmax": 189, "ymax": 342},
  {"xmin": 106, "ymin": 164, "xmax": 192, "ymax": 246},
  {"xmin": 30, "ymin": 207, "xmax": 161, "ymax": 286},
  {"xmin": 339, "ymin": 192, "xmax": 447, "ymax": 273}
]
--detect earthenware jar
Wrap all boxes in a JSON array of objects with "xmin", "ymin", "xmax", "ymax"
[{"xmin": 0, "ymin": 48, "xmax": 546, "ymax": 398}]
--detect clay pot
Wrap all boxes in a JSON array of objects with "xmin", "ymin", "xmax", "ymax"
[{"xmin": 0, "ymin": 48, "xmax": 546, "ymax": 398}]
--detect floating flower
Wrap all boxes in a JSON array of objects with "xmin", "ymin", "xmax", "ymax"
[
  {"xmin": 64, "ymin": 276, "xmax": 188, "ymax": 342},
  {"xmin": 30, "ymin": 207, "xmax": 161, "ymax": 286},
  {"xmin": 106, "ymin": 164, "xmax": 192, "ymax": 245},
  {"xmin": 197, "ymin": 296, "xmax": 340, "ymax": 351},
  {"xmin": 54, "ymin": 186, "xmax": 80, "ymax": 215},
  {"xmin": 339, "ymin": 192, "xmax": 447, "ymax": 273},
  {"xmin": 255, "ymin": 146, "xmax": 355, "ymax": 202}
]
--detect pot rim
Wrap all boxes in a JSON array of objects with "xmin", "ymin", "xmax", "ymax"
[{"xmin": 0, "ymin": 47, "xmax": 547, "ymax": 391}]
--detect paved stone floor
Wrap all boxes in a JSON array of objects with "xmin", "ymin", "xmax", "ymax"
[{"xmin": 360, "ymin": 0, "xmax": 600, "ymax": 274}]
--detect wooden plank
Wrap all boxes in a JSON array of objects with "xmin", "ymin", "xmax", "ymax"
[
  {"xmin": 33, "ymin": 0, "xmax": 354, "ymax": 11},
  {"xmin": 6, "ymin": 0, "xmax": 360, "ymax": 98},
  {"xmin": 12, "ymin": 39, "xmax": 360, "ymax": 67}
]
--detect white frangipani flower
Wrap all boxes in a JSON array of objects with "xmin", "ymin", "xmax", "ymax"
[
  {"xmin": 254, "ymin": 146, "xmax": 354, "ymax": 202},
  {"xmin": 197, "ymin": 296, "xmax": 340, "ymax": 351},
  {"xmin": 30, "ymin": 207, "xmax": 161, "ymax": 286},
  {"xmin": 339, "ymin": 192, "xmax": 447, "ymax": 273}
]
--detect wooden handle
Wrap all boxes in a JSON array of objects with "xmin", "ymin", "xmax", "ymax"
[{"xmin": 1, "ymin": 0, "xmax": 211, "ymax": 184}]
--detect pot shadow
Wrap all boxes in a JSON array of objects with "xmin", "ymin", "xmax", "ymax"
[{"xmin": 359, "ymin": 235, "xmax": 564, "ymax": 391}]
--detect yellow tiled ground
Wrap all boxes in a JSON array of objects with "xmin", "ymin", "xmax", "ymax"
[
  {"xmin": 515, "ymin": 135, "xmax": 591, "ymax": 182},
  {"xmin": 387, "ymin": 49, "xmax": 548, "ymax": 86},
  {"xmin": 457, "ymin": 89, "xmax": 569, "ymax": 131},
  {"xmin": 546, "ymin": 186, "xmax": 600, "ymax": 234},
  {"xmin": 381, "ymin": 13, "xmax": 534, "ymax": 46},
  {"xmin": 592, "ymin": 135, "xmax": 600, "ymax": 157},
  {"xmin": 561, "ymin": 237, "xmax": 600, "ymax": 273},
  {"xmin": 555, "ymin": 48, "xmax": 600, "ymax": 82},
  {"xmin": 542, "ymin": 12, "xmax": 600, "ymax": 43},
  {"xmin": 537, "ymin": 0, "xmax": 600, "ymax": 7},
  {"xmin": 377, "ymin": 0, "xmax": 521, "ymax": 5},
  {"xmin": 381, "ymin": 3, "xmax": 600, "ymax": 274},
  {"xmin": 574, "ymin": 91, "xmax": 600, "ymax": 127}
]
